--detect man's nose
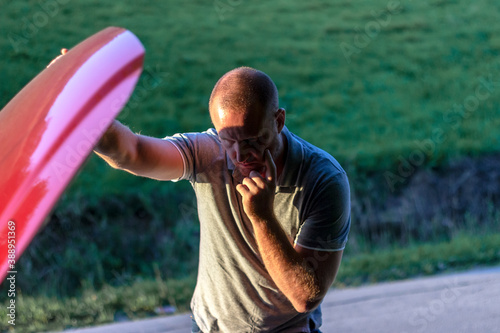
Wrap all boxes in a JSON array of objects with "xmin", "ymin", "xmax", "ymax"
[{"xmin": 235, "ymin": 142, "xmax": 251, "ymax": 163}]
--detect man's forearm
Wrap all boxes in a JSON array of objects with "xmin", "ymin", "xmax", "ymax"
[
  {"xmin": 94, "ymin": 120, "xmax": 137, "ymax": 169},
  {"xmin": 236, "ymin": 151, "xmax": 323, "ymax": 312},
  {"xmin": 251, "ymin": 213, "xmax": 320, "ymax": 313}
]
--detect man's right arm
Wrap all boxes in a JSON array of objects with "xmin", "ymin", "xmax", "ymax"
[{"xmin": 94, "ymin": 120, "xmax": 184, "ymax": 181}]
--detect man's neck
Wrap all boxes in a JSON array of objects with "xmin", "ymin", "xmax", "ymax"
[{"xmin": 275, "ymin": 131, "xmax": 288, "ymax": 180}]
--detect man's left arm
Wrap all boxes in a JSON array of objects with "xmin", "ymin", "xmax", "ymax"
[
  {"xmin": 251, "ymin": 216, "xmax": 343, "ymax": 313},
  {"xmin": 236, "ymin": 150, "xmax": 347, "ymax": 313}
]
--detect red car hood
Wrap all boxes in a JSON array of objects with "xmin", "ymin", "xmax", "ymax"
[{"xmin": 0, "ymin": 27, "xmax": 145, "ymax": 281}]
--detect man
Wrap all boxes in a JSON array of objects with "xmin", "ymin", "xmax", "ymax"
[{"xmin": 95, "ymin": 67, "xmax": 351, "ymax": 332}]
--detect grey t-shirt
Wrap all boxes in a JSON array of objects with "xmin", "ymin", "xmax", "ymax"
[{"xmin": 165, "ymin": 126, "xmax": 351, "ymax": 332}]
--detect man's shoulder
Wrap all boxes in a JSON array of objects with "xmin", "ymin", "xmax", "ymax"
[
  {"xmin": 166, "ymin": 128, "xmax": 221, "ymax": 150},
  {"xmin": 164, "ymin": 128, "xmax": 225, "ymax": 182},
  {"xmin": 169, "ymin": 127, "xmax": 218, "ymax": 139},
  {"xmin": 288, "ymin": 130, "xmax": 346, "ymax": 181}
]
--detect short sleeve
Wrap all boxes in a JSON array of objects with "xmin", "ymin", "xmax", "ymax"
[
  {"xmin": 295, "ymin": 172, "xmax": 351, "ymax": 251},
  {"xmin": 163, "ymin": 129, "xmax": 222, "ymax": 183}
]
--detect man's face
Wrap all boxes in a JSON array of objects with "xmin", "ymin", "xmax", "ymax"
[{"xmin": 213, "ymin": 104, "xmax": 278, "ymax": 178}]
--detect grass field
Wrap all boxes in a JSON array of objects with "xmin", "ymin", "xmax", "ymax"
[
  {"xmin": 2, "ymin": 232, "xmax": 500, "ymax": 332},
  {"xmin": 1, "ymin": 0, "xmax": 500, "ymax": 331},
  {"xmin": 2, "ymin": 0, "xmax": 500, "ymax": 190}
]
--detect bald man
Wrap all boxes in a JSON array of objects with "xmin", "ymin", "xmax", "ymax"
[{"xmin": 95, "ymin": 67, "xmax": 351, "ymax": 333}]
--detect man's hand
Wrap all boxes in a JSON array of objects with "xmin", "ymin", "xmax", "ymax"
[
  {"xmin": 236, "ymin": 150, "xmax": 277, "ymax": 221},
  {"xmin": 47, "ymin": 48, "xmax": 68, "ymax": 68}
]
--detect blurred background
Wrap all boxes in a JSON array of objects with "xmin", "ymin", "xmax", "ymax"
[{"xmin": 1, "ymin": 0, "xmax": 500, "ymax": 331}]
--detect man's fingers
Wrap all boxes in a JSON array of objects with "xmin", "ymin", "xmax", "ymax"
[
  {"xmin": 249, "ymin": 170, "xmax": 260, "ymax": 178},
  {"xmin": 265, "ymin": 149, "xmax": 277, "ymax": 182},
  {"xmin": 242, "ymin": 176, "xmax": 259, "ymax": 192},
  {"xmin": 249, "ymin": 170, "xmax": 265, "ymax": 188},
  {"xmin": 236, "ymin": 183, "xmax": 249, "ymax": 196},
  {"xmin": 47, "ymin": 48, "xmax": 68, "ymax": 68}
]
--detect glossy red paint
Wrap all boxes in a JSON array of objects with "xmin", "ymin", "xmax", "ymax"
[{"xmin": 0, "ymin": 27, "xmax": 145, "ymax": 281}]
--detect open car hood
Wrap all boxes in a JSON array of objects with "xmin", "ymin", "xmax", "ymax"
[{"xmin": 0, "ymin": 27, "xmax": 145, "ymax": 281}]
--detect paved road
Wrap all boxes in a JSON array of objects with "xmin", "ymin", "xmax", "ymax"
[{"xmin": 58, "ymin": 266, "xmax": 500, "ymax": 333}]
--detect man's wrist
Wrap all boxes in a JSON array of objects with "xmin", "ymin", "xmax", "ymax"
[{"xmin": 249, "ymin": 210, "xmax": 277, "ymax": 226}]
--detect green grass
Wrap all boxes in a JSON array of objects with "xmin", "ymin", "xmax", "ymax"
[
  {"xmin": 2, "ymin": 0, "xmax": 500, "ymax": 201},
  {"xmin": 337, "ymin": 232, "xmax": 500, "ymax": 286},
  {"xmin": 1, "ymin": 233, "xmax": 499, "ymax": 333},
  {"xmin": 0, "ymin": 275, "xmax": 197, "ymax": 333},
  {"xmin": 2, "ymin": 0, "xmax": 500, "ymax": 331}
]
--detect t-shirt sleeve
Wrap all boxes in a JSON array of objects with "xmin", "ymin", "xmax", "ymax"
[
  {"xmin": 162, "ymin": 129, "xmax": 221, "ymax": 183},
  {"xmin": 295, "ymin": 171, "xmax": 351, "ymax": 251}
]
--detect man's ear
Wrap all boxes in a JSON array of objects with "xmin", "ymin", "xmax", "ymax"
[{"xmin": 276, "ymin": 108, "xmax": 286, "ymax": 133}]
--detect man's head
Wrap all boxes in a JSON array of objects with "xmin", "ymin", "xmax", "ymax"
[{"xmin": 209, "ymin": 67, "xmax": 286, "ymax": 177}]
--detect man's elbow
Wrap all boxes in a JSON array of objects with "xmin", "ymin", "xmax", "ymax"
[
  {"xmin": 94, "ymin": 149, "xmax": 133, "ymax": 171},
  {"xmin": 291, "ymin": 298, "xmax": 322, "ymax": 313},
  {"xmin": 94, "ymin": 121, "xmax": 140, "ymax": 171},
  {"xmin": 290, "ymin": 288, "xmax": 324, "ymax": 313}
]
